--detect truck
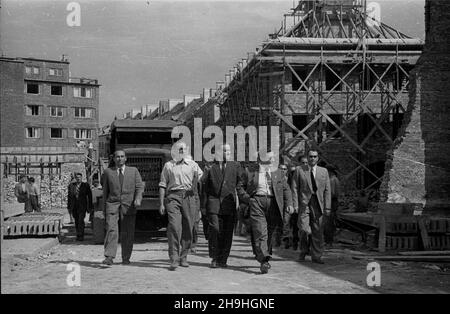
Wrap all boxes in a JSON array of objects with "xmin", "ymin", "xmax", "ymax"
[{"xmin": 94, "ymin": 119, "xmax": 178, "ymax": 238}]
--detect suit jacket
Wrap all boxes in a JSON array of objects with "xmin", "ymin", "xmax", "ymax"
[
  {"xmin": 67, "ymin": 182, "xmax": 93, "ymax": 213},
  {"xmin": 291, "ymin": 165, "xmax": 331, "ymax": 215},
  {"xmin": 241, "ymin": 167, "xmax": 293, "ymax": 217},
  {"xmin": 102, "ymin": 166, "xmax": 144, "ymax": 216},
  {"xmin": 201, "ymin": 161, "xmax": 245, "ymax": 215}
]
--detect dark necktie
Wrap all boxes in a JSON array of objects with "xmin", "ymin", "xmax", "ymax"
[
  {"xmin": 221, "ymin": 162, "xmax": 226, "ymax": 176},
  {"xmin": 310, "ymin": 169, "xmax": 318, "ymax": 193},
  {"xmin": 265, "ymin": 171, "xmax": 272, "ymax": 190},
  {"xmin": 119, "ymin": 167, "xmax": 124, "ymax": 189},
  {"xmin": 75, "ymin": 184, "xmax": 80, "ymax": 198}
]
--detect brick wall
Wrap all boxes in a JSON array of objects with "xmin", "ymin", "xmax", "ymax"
[
  {"xmin": 1, "ymin": 59, "xmax": 25, "ymax": 147},
  {"xmin": 380, "ymin": 0, "xmax": 450, "ymax": 213}
]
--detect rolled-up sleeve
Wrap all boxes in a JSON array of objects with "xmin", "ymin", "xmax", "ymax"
[{"xmin": 159, "ymin": 163, "xmax": 170, "ymax": 189}]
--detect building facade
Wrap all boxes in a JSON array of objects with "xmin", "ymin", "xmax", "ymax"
[{"xmin": 0, "ymin": 56, "xmax": 100, "ymax": 163}]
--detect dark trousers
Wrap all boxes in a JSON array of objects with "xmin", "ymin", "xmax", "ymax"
[
  {"xmin": 249, "ymin": 195, "xmax": 282, "ymax": 263},
  {"xmin": 165, "ymin": 192, "xmax": 196, "ymax": 262},
  {"xmin": 298, "ymin": 195, "xmax": 324, "ymax": 259},
  {"xmin": 208, "ymin": 212, "xmax": 236, "ymax": 263},
  {"xmin": 192, "ymin": 207, "xmax": 201, "ymax": 249},
  {"xmin": 104, "ymin": 208, "xmax": 136, "ymax": 261},
  {"xmin": 29, "ymin": 195, "xmax": 41, "ymax": 212},
  {"xmin": 282, "ymin": 212, "xmax": 299, "ymax": 245},
  {"xmin": 323, "ymin": 198, "xmax": 338, "ymax": 244},
  {"xmin": 73, "ymin": 205, "xmax": 86, "ymax": 238},
  {"xmin": 201, "ymin": 214, "xmax": 209, "ymax": 240}
]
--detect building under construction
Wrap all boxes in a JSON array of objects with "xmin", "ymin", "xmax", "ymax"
[{"xmin": 213, "ymin": 0, "xmax": 423, "ymax": 203}]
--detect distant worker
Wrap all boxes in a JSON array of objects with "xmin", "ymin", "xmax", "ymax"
[
  {"xmin": 102, "ymin": 150, "xmax": 144, "ymax": 265},
  {"xmin": 14, "ymin": 174, "xmax": 30, "ymax": 212},
  {"xmin": 67, "ymin": 172, "xmax": 93, "ymax": 241},
  {"xmin": 27, "ymin": 177, "xmax": 41, "ymax": 212},
  {"xmin": 159, "ymin": 142, "xmax": 203, "ymax": 271}
]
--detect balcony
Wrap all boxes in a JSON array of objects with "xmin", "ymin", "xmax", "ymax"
[{"xmin": 69, "ymin": 77, "xmax": 98, "ymax": 85}]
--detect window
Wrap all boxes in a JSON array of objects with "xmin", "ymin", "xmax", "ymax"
[
  {"xmin": 325, "ymin": 67, "xmax": 342, "ymax": 91},
  {"xmin": 292, "ymin": 114, "xmax": 309, "ymax": 131},
  {"xmin": 49, "ymin": 68, "xmax": 62, "ymax": 76},
  {"xmin": 51, "ymin": 85, "xmax": 63, "ymax": 96},
  {"xmin": 25, "ymin": 66, "xmax": 32, "ymax": 75},
  {"xmin": 50, "ymin": 128, "xmax": 63, "ymax": 139},
  {"xmin": 73, "ymin": 87, "xmax": 93, "ymax": 98},
  {"xmin": 33, "ymin": 67, "xmax": 39, "ymax": 75},
  {"xmin": 26, "ymin": 105, "xmax": 40, "ymax": 116},
  {"xmin": 74, "ymin": 129, "xmax": 92, "ymax": 139},
  {"xmin": 292, "ymin": 68, "xmax": 309, "ymax": 91},
  {"xmin": 50, "ymin": 106, "xmax": 63, "ymax": 117},
  {"xmin": 326, "ymin": 114, "xmax": 343, "ymax": 138},
  {"xmin": 75, "ymin": 107, "xmax": 94, "ymax": 118},
  {"xmin": 25, "ymin": 127, "xmax": 40, "ymax": 138},
  {"xmin": 26, "ymin": 83, "xmax": 40, "ymax": 94}
]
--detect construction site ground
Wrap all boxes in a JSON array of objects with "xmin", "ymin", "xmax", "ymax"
[{"xmin": 1, "ymin": 209, "xmax": 450, "ymax": 294}]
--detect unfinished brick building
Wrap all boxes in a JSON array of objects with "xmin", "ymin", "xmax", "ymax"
[
  {"xmin": 380, "ymin": 0, "xmax": 450, "ymax": 215},
  {"xmin": 217, "ymin": 0, "xmax": 423, "ymax": 204}
]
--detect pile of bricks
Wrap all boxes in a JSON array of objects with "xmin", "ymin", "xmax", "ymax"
[{"xmin": 3, "ymin": 212, "xmax": 64, "ymax": 237}]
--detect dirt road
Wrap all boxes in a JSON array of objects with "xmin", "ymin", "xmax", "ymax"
[{"xmin": 2, "ymin": 223, "xmax": 449, "ymax": 294}]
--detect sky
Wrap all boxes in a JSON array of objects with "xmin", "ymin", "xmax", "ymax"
[{"xmin": 1, "ymin": 0, "xmax": 425, "ymax": 126}]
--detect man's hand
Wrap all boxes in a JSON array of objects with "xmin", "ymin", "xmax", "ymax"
[
  {"xmin": 159, "ymin": 204, "xmax": 166, "ymax": 216},
  {"xmin": 134, "ymin": 199, "xmax": 141, "ymax": 207},
  {"xmin": 285, "ymin": 205, "xmax": 295, "ymax": 215},
  {"xmin": 294, "ymin": 207, "xmax": 299, "ymax": 214}
]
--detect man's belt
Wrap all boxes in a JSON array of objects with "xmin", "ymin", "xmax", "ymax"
[
  {"xmin": 254, "ymin": 194, "xmax": 274, "ymax": 198},
  {"xmin": 168, "ymin": 189, "xmax": 195, "ymax": 197}
]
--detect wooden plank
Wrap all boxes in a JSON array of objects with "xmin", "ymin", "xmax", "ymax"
[
  {"xmin": 418, "ymin": 217, "xmax": 431, "ymax": 250},
  {"xmin": 352, "ymin": 255, "xmax": 450, "ymax": 262},
  {"xmin": 398, "ymin": 251, "xmax": 450, "ymax": 256},
  {"xmin": 377, "ymin": 215, "xmax": 386, "ymax": 253}
]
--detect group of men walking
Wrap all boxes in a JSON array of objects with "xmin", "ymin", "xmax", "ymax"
[{"xmin": 100, "ymin": 143, "xmax": 338, "ymax": 275}]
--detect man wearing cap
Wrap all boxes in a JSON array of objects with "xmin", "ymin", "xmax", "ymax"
[
  {"xmin": 291, "ymin": 149, "xmax": 331, "ymax": 264},
  {"xmin": 159, "ymin": 142, "xmax": 203, "ymax": 270},
  {"xmin": 241, "ymin": 151, "xmax": 293, "ymax": 274}
]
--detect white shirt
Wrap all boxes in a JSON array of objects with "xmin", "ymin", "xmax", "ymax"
[
  {"xmin": 255, "ymin": 165, "xmax": 273, "ymax": 196},
  {"xmin": 117, "ymin": 165, "xmax": 126, "ymax": 176},
  {"xmin": 310, "ymin": 165, "xmax": 317, "ymax": 178}
]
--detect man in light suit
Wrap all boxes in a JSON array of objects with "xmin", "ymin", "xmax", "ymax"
[
  {"xmin": 241, "ymin": 151, "xmax": 293, "ymax": 274},
  {"xmin": 291, "ymin": 149, "xmax": 331, "ymax": 264},
  {"xmin": 102, "ymin": 150, "xmax": 144, "ymax": 265},
  {"xmin": 201, "ymin": 143, "xmax": 246, "ymax": 268}
]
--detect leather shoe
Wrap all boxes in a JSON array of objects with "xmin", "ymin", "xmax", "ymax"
[
  {"xmin": 180, "ymin": 259, "xmax": 189, "ymax": 267},
  {"xmin": 283, "ymin": 239, "xmax": 290, "ymax": 249},
  {"xmin": 102, "ymin": 257, "xmax": 113, "ymax": 265},
  {"xmin": 169, "ymin": 260, "xmax": 178, "ymax": 271},
  {"xmin": 218, "ymin": 262, "xmax": 228, "ymax": 268},
  {"xmin": 298, "ymin": 253, "xmax": 306, "ymax": 262},
  {"xmin": 292, "ymin": 242, "xmax": 298, "ymax": 251},
  {"xmin": 122, "ymin": 260, "xmax": 130, "ymax": 265},
  {"xmin": 312, "ymin": 258, "xmax": 324, "ymax": 264},
  {"xmin": 210, "ymin": 260, "xmax": 218, "ymax": 268},
  {"xmin": 260, "ymin": 262, "xmax": 270, "ymax": 274}
]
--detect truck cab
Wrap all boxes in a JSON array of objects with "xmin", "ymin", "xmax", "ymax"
[{"xmin": 102, "ymin": 119, "xmax": 178, "ymax": 234}]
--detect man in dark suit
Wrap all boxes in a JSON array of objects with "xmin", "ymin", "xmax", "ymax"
[
  {"xmin": 291, "ymin": 149, "xmax": 331, "ymax": 264},
  {"xmin": 67, "ymin": 172, "xmax": 93, "ymax": 241},
  {"xmin": 201, "ymin": 144, "xmax": 246, "ymax": 268},
  {"xmin": 241, "ymin": 151, "xmax": 293, "ymax": 274},
  {"xmin": 102, "ymin": 150, "xmax": 144, "ymax": 265}
]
